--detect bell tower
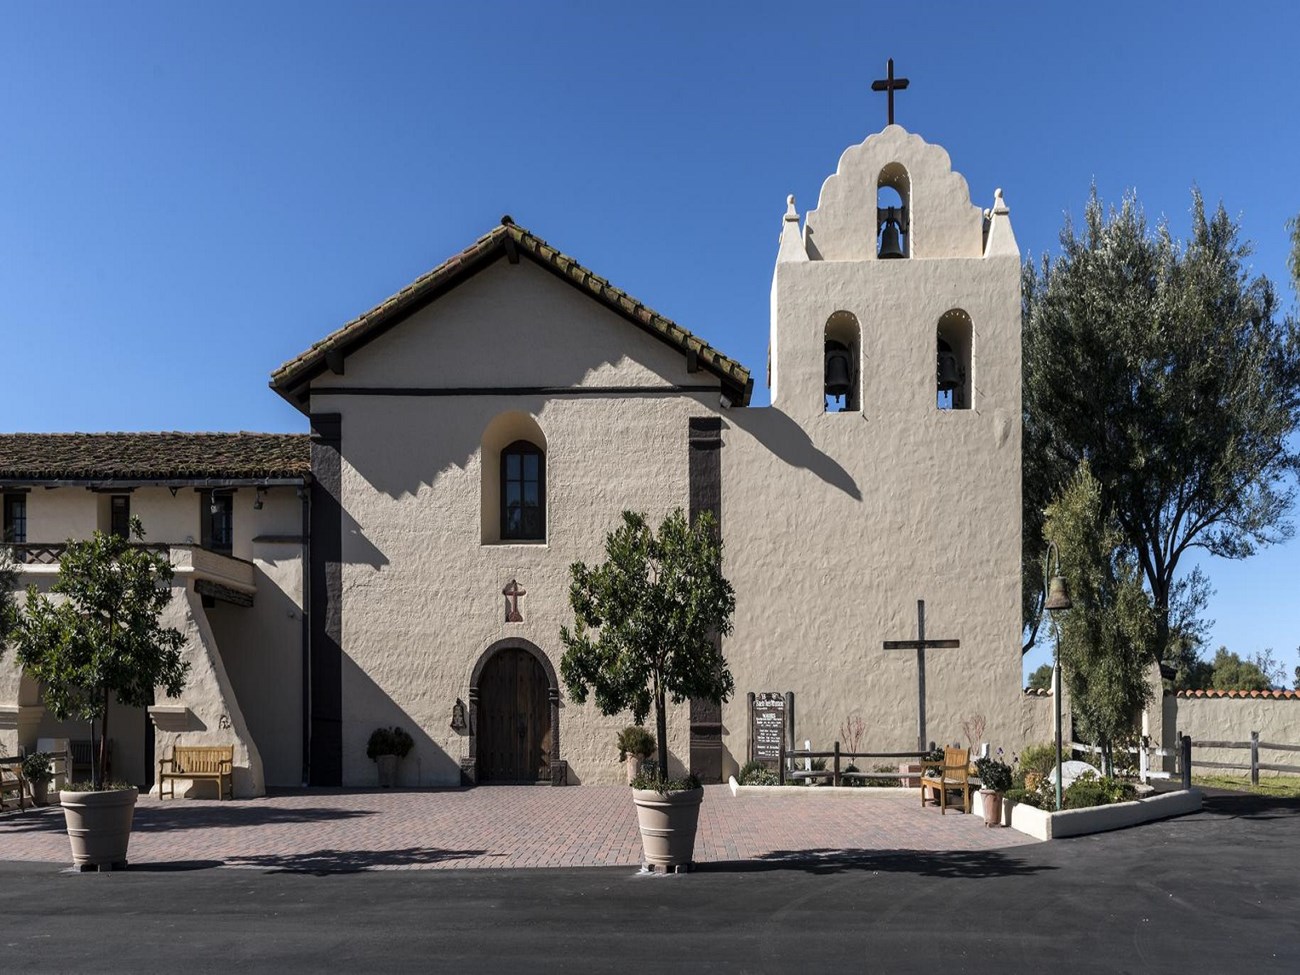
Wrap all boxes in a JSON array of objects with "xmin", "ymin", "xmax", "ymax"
[{"xmin": 723, "ymin": 69, "xmax": 1027, "ymax": 778}]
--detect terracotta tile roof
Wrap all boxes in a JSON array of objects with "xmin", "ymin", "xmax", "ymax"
[
  {"xmin": 0, "ymin": 433, "xmax": 310, "ymax": 482},
  {"xmin": 1174, "ymin": 689, "xmax": 1300, "ymax": 700},
  {"xmin": 270, "ymin": 218, "xmax": 753, "ymax": 408},
  {"xmin": 1023, "ymin": 688, "xmax": 1055, "ymax": 697}
]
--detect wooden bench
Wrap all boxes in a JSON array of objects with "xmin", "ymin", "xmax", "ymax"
[
  {"xmin": 920, "ymin": 746, "xmax": 973, "ymax": 814},
  {"xmin": 0, "ymin": 759, "xmax": 30, "ymax": 812},
  {"xmin": 158, "ymin": 745, "xmax": 234, "ymax": 800}
]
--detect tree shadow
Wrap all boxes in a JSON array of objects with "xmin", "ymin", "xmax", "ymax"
[
  {"xmin": 222, "ymin": 846, "xmax": 497, "ymax": 875},
  {"xmin": 1197, "ymin": 791, "xmax": 1300, "ymax": 822},
  {"xmin": 129, "ymin": 804, "xmax": 377, "ymax": 832},
  {"xmin": 695, "ymin": 847, "xmax": 1055, "ymax": 878}
]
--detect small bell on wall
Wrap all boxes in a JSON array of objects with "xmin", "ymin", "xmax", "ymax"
[{"xmin": 936, "ymin": 343, "xmax": 962, "ymax": 392}]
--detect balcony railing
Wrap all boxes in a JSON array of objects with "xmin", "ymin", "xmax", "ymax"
[{"xmin": 9, "ymin": 542, "xmax": 183, "ymax": 565}]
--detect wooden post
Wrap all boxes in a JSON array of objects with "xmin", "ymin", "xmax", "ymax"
[
  {"xmin": 1180, "ymin": 734, "xmax": 1192, "ymax": 791},
  {"xmin": 1251, "ymin": 730, "xmax": 1260, "ymax": 787},
  {"xmin": 833, "ymin": 741, "xmax": 841, "ymax": 787},
  {"xmin": 746, "ymin": 692, "xmax": 755, "ymax": 764},
  {"xmin": 778, "ymin": 734, "xmax": 785, "ymax": 786}
]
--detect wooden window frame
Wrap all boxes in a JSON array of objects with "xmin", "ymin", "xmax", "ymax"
[
  {"xmin": 109, "ymin": 495, "xmax": 131, "ymax": 540},
  {"xmin": 499, "ymin": 440, "xmax": 546, "ymax": 542},
  {"xmin": 2, "ymin": 493, "xmax": 26, "ymax": 544}
]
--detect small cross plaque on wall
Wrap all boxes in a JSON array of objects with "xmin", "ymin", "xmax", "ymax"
[{"xmin": 502, "ymin": 579, "xmax": 526, "ymax": 623}]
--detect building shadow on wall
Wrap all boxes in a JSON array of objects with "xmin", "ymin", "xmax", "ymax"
[
  {"xmin": 695, "ymin": 847, "xmax": 1054, "ymax": 878},
  {"xmin": 342, "ymin": 655, "xmax": 463, "ymax": 787},
  {"xmin": 722, "ymin": 409, "xmax": 861, "ymax": 501}
]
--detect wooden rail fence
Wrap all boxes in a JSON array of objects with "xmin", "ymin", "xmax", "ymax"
[{"xmin": 1178, "ymin": 731, "xmax": 1300, "ymax": 787}]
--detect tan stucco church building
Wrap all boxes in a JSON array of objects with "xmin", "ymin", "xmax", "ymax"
[{"xmin": 2, "ymin": 122, "xmax": 1049, "ymax": 794}]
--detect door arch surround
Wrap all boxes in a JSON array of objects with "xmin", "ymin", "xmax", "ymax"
[{"xmin": 465, "ymin": 637, "xmax": 561, "ymax": 785}]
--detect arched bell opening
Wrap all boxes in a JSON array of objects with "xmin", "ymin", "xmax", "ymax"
[
  {"xmin": 824, "ymin": 310, "xmax": 861, "ymax": 413},
  {"xmin": 936, "ymin": 309, "xmax": 973, "ymax": 410},
  {"xmin": 876, "ymin": 163, "xmax": 911, "ymax": 259}
]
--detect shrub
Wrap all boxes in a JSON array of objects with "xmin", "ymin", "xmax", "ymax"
[
  {"xmin": 1018, "ymin": 742, "xmax": 1059, "ymax": 780},
  {"xmin": 632, "ymin": 769, "xmax": 701, "ymax": 793},
  {"xmin": 974, "ymin": 755, "xmax": 1013, "ymax": 793},
  {"xmin": 21, "ymin": 752, "xmax": 52, "ymax": 784},
  {"xmin": 616, "ymin": 725, "xmax": 656, "ymax": 762},
  {"xmin": 866, "ymin": 763, "xmax": 900, "ymax": 787},
  {"xmin": 1005, "ymin": 788, "xmax": 1044, "ymax": 809},
  {"xmin": 1062, "ymin": 772, "xmax": 1137, "ymax": 809},
  {"xmin": 366, "ymin": 726, "xmax": 414, "ymax": 760}
]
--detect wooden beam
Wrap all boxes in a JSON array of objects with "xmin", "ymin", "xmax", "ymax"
[
  {"xmin": 324, "ymin": 349, "xmax": 345, "ymax": 376},
  {"xmin": 686, "ymin": 349, "xmax": 699, "ymax": 373},
  {"xmin": 194, "ymin": 579, "xmax": 254, "ymax": 608},
  {"xmin": 504, "ymin": 237, "xmax": 520, "ymax": 264}
]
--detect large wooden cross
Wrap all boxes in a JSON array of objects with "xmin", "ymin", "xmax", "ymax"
[
  {"xmin": 871, "ymin": 58, "xmax": 910, "ymax": 126},
  {"xmin": 882, "ymin": 599, "xmax": 959, "ymax": 752}
]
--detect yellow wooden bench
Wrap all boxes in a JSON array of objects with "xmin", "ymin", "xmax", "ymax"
[
  {"xmin": 158, "ymin": 745, "xmax": 234, "ymax": 801},
  {"xmin": 920, "ymin": 746, "xmax": 973, "ymax": 815}
]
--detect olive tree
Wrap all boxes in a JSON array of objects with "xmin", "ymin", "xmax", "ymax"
[
  {"xmin": 560, "ymin": 509, "xmax": 735, "ymax": 784},
  {"xmin": 9, "ymin": 520, "xmax": 188, "ymax": 789},
  {"xmin": 1024, "ymin": 189, "xmax": 1300, "ymax": 660},
  {"xmin": 1044, "ymin": 463, "xmax": 1156, "ymax": 774}
]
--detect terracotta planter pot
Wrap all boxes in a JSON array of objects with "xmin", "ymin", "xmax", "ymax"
[
  {"xmin": 632, "ymin": 786, "xmax": 703, "ymax": 869},
  {"xmin": 60, "ymin": 787, "xmax": 138, "ymax": 869},
  {"xmin": 376, "ymin": 754, "xmax": 399, "ymax": 787},
  {"xmin": 979, "ymin": 788, "xmax": 1003, "ymax": 827}
]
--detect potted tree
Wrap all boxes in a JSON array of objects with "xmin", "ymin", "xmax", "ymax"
[
  {"xmin": 561, "ymin": 509, "xmax": 735, "ymax": 871},
  {"xmin": 7, "ymin": 520, "xmax": 188, "ymax": 870},
  {"xmin": 616, "ymin": 726, "xmax": 656, "ymax": 785},
  {"xmin": 21, "ymin": 752, "xmax": 54, "ymax": 806},
  {"xmin": 974, "ymin": 752, "xmax": 1013, "ymax": 827},
  {"xmin": 367, "ymin": 726, "xmax": 414, "ymax": 787}
]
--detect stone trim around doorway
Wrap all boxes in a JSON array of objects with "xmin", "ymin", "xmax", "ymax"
[{"xmin": 462, "ymin": 637, "xmax": 562, "ymax": 786}]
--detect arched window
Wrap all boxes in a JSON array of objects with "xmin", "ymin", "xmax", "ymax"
[
  {"xmin": 937, "ymin": 309, "xmax": 973, "ymax": 410},
  {"xmin": 876, "ymin": 163, "xmax": 911, "ymax": 259},
  {"xmin": 481, "ymin": 412, "xmax": 548, "ymax": 544},
  {"xmin": 824, "ymin": 311, "xmax": 861, "ymax": 413},
  {"xmin": 501, "ymin": 441, "xmax": 545, "ymax": 541}
]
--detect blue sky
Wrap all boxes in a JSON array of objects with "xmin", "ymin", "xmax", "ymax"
[{"xmin": 3, "ymin": 3, "xmax": 1299, "ymax": 679}]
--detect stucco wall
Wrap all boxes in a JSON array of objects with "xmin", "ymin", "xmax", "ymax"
[
  {"xmin": 1167, "ymin": 696, "xmax": 1300, "ymax": 777},
  {"xmin": 313, "ymin": 259, "xmax": 719, "ymax": 786}
]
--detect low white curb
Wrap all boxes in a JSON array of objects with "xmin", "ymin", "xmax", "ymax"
[
  {"xmin": 727, "ymin": 776, "xmax": 915, "ymax": 798},
  {"xmin": 1008, "ymin": 788, "xmax": 1203, "ymax": 840}
]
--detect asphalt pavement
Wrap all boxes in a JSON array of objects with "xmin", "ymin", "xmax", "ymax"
[{"xmin": 2, "ymin": 790, "xmax": 1296, "ymax": 974}]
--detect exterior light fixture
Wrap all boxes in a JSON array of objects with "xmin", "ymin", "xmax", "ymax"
[
  {"xmin": 1043, "ymin": 540, "xmax": 1072, "ymax": 812},
  {"xmin": 450, "ymin": 698, "xmax": 467, "ymax": 732},
  {"xmin": 253, "ymin": 488, "xmax": 264, "ymax": 510}
]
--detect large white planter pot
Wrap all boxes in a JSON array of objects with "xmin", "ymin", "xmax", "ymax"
[
  {"xmin": 632, "ymin": 786, "xmax": 703, "ymax": 870},
  {"xmin": 60, "ymin": 788, "xmax": 138, "ymax": 870}
]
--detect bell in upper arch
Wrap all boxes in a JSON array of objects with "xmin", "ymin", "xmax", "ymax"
[
  {"xmin": 877, "ymin": 205, "xmax": 907, "ymax": 259},
  {"xmin": 824, "ymin": 340, "xmax": 853, "ymax": 398},
  {"xmin": 936, "ymin": 339, "xmax": 961, "ymax": 392}
]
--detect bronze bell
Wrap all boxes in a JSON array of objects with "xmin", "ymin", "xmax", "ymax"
[
  {"xmin": 936, "ymin": 349, "xmax": 962, "ymax": 392},
  {"xmin": 1045, "ymin": 574, "xmax": 1072, "ymax": 612},
  {"xmin": 824, "ymin": 340, "xmax": 853, "ymax": 398},
  {"xmin": 877, "ymin": 205, "xmax": 906, "ymax": 259}
]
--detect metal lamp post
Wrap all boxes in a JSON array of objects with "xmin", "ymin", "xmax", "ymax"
[{"xmin": 1043, "ymin": 541, "xmax": 1072, "ymax": 811}]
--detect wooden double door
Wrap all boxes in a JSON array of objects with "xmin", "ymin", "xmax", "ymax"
[{"xmin": 477, "ymin": 647, "xmax": 552, "ymax": 783}]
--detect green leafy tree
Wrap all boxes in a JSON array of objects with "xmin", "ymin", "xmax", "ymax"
[
  {"xmin": 1209, "ymin": 647, "xmax": 1272, "ymax": 692},
  {"xmin": 1026, "ymin": 663, "xmax": 1053, "ymax": 692},
  {"xmin": 1288, "ymin": 214, "xmax": 1299, "ymax": 293},
  {"xmin": 1044, "ymin": 463, "xmax": 1156, "ymax": 774},
  {"xmin": 8, "ymin": 520, "xmax": 189, "ymax": 789},
  {"xmin": 560, "ymin": 509, "xmax": 735, "ymax": 784},
  {"xmin": 0, "ymin": 545, "xmax": 17, "ymax": 651},
  {"xmin": 1024, "ymin": 189, "xmax": 1300, "ymax": 660}
]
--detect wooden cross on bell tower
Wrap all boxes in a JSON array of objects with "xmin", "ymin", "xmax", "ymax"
[
  {"xmin": 883, "ymin": 599, "xmax": 959, "ymax": 752},
  {"xmin": 871, "ymin": 58, "xmax": 910, "ymax": 126}
]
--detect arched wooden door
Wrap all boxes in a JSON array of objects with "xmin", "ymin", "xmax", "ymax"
[{"xmin": 477, "ymin": 647, "xmax": 552, "ymax": 783}]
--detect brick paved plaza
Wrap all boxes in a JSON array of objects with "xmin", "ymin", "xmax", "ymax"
[{"xmin": 0, "ymin": 784, "xmax": 1034, "ymax": 871}]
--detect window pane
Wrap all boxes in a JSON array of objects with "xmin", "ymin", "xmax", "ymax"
[
  {"xmin": 524, "ymin": 453, "xmax": 538, "ymax": 479},
  {"xmin": 507, "ymin": 453, "xmax": 520, "ymax": 478},
  {"xmin": 506, "ymin": 482, "xmax": 521, "ymax": 507},
  {"xmin": 523, "ymin": 481, "xmax": 538, "ymax": 505}
]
